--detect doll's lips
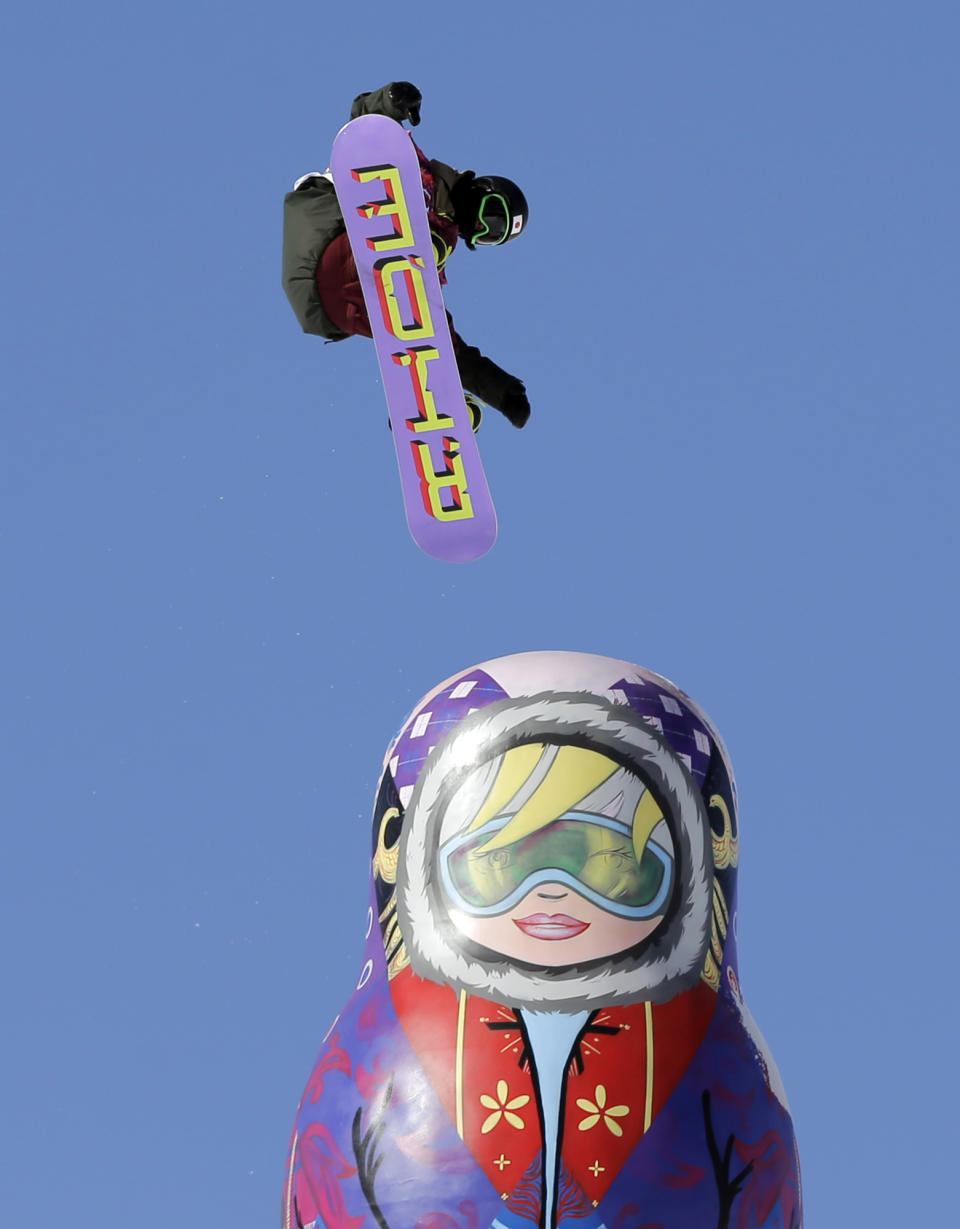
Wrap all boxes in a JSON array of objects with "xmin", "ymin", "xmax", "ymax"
[{"xmin": 513, "ymin": 913, "xmax": 589, "ymax": 940}]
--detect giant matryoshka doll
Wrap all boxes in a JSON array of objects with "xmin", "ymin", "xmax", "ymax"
[{"xmin": 283, "ymin": 652, "xmax": 802, "ymax": 1229}]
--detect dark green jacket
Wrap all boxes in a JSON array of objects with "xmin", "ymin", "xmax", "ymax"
[
  {"xmin": 281, "ymin": 84, "xmax": 422, "ymax": 340},
  {"xmin": 281, "ymin": 174, "xmax": 348, "ymax": 341}
]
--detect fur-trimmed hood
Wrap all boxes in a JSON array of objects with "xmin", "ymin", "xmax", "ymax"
[{"xmin": 395, "ymin": 693, "xmax": 715, "ymax": 1013}]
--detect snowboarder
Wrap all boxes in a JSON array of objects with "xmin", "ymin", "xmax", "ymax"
[{"xmin": 282, "ymin": 82, "xmax": 531, "ymax": 429}]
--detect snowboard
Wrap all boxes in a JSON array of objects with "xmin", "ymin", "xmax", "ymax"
[{"xmin": 330, "ymin": 114, "xmax": 498, "ymax": 562}]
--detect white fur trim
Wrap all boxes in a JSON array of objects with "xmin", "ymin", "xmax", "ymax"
[{"xmin": 397, "ymin": 694, "xmax": 713, "ymax": 1014}]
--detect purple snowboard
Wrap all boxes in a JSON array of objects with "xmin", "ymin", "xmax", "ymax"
[{"xmin": 330, "ymin": 115, "xmax": 497, "ymax": 562}]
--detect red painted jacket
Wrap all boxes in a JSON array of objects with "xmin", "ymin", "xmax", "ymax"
[{"xmin": 389, "ymin": 965, "xmax": 717, "ymax": 1211}]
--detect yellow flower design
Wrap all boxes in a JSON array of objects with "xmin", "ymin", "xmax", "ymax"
[
  {"xmin": 480, "ymin": 1079, "xmax": 531, "ymax": 1134},
  {"xmin": 576, "ymin": 1085, "xmax": 630, "ymax": 1137}
]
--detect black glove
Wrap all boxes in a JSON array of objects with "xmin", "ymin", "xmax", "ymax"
[
  {"xmin": 498, "ymin": 381, "xmax": 530, "ymax": 429},
  {"xmin": 454, "ymin": 342, "xmax": 529, "ymax": 426},
  {"xmin": 387, "ymin": 81, "xmax": 422, "ymax": 126}
]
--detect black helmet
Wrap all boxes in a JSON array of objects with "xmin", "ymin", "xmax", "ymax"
[{"xmin": 457, "ymin": 175, "xmax": 528, "ymax": 249}]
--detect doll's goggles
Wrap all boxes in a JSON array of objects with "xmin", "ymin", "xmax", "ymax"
[{"xmin": 439, "ymin": 812, "xmax": 674, "ymax": 920}]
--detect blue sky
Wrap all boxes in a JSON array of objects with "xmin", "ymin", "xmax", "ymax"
[{"xmin": 2, "ymin": 3, "xmax": 957, "ymax": 1224}]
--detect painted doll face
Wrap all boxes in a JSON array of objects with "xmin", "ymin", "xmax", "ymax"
[
  {"xmin": 438, "ymin": 785, "xmax": 675, "ymax": 967},
  {"xmin": 396, "ymin": 699, "xmax": 716, "ymax": 1011},
  {"xmin": 448, "ymin": 883, "xmax": 666, "ymax": 966}
]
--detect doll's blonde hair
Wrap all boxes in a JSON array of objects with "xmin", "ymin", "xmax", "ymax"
[{"xmin": 464, "ymin": 743, "xmax": 666, "ymax": 866}]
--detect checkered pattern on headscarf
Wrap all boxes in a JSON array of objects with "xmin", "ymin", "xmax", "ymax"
[
  {"xmin": 611, "ymin": 677, "xmax": 714, "ymax": 787},
  {"xmin": 388, "ymin": 667, "xmax": 715, "ymax": 801},
  {"xmin": 387, "ymin": 669, "xmax": 508, "ymax": 798}
]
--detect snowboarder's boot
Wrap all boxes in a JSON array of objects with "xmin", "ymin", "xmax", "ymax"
[
  {"xmin": 388, "ymin": 396, "xmax": 483, "ymax": 434},
  {"xmin": 465, "ymin": 395, "xmax": 483, "ymax": 433}
]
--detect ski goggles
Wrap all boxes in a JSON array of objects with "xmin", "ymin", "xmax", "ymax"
[
  {"xmin": 439, "ymin": 812, "xmax": 674, "ymax": 920},
  {"xmin": 471, "ymin": 192, "xmax": 514, "ymax": 246}
]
